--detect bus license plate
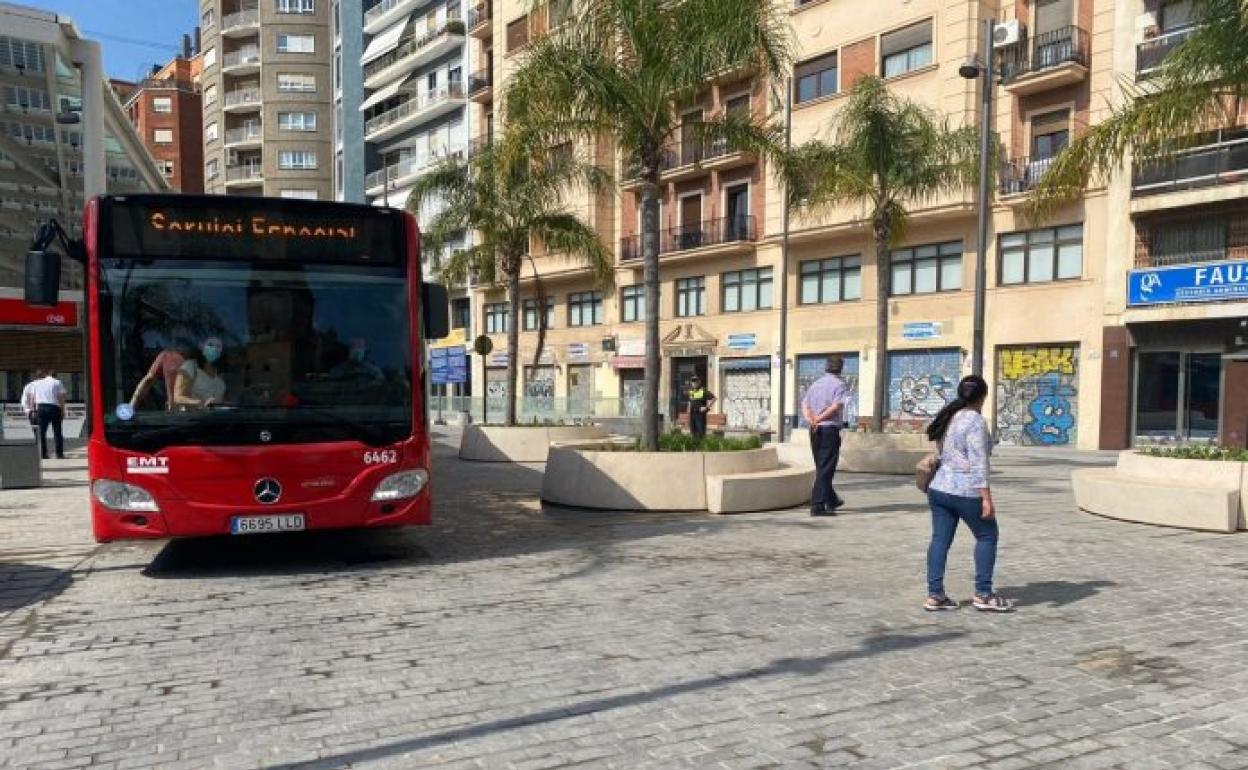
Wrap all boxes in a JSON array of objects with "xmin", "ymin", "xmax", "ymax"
[{"xmin": 230, "ymin": 514, "xmax": 306, "ymax": 535}]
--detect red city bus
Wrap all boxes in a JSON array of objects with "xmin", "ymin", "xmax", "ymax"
[{"xmin": 26, "ymin": 194, "xmax": 448, "ymax": 542}]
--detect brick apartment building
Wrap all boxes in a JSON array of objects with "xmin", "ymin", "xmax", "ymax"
[{"xmin": 123, "ymin": 54, "xmax": 205, "ymax": 193}]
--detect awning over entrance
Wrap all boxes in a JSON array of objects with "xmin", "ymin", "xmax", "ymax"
[{"xmin": 611, "ymin": 356, "xmax": 645, "ymax": 370}]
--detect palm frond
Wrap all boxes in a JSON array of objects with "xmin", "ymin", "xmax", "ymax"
[{"xmin": 530, "ymin": 212, "xmax": 616, "ymax": 290}]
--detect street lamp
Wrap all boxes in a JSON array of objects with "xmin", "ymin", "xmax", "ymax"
[{"xmin": 959, "ymin": 19, "xmax": 997, "ymax": 378}]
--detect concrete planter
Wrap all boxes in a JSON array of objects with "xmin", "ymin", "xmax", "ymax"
[
  {"xmin": 458, "ymin": 424, "xmax": 608, "ymax": 463},
  {"xmin": 1072, "ymin": 451, "xmax": 1247, "ymax": 533},
  {"xmin": 780, "ymin": 430, "xmax": 929, "ymax": 475},
  {"xmin": 541, "ymin": 444, "xmax": 810, "ymax": 513}
]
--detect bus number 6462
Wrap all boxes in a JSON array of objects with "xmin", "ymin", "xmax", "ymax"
[{"xmin": 364, "ymin": 450, "xmax": 399, "ymax": 465}]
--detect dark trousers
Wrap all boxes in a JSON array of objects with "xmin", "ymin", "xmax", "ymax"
[
  {"xmin": 690, "ymin": 409, "xmax": 707, "ymax": 439},
  {"xmin": 809, "ymin": 425, "xmax": 842, "ymax": 509},
  {"xmin": 36, "ymin": 403, "xmax": 64, "ymax": 459}
]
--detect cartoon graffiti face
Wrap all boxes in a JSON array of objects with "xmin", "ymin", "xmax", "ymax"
[
  {"xmin": 1024, "ymin": 373, "xmax": 1075, "ymax": 445},
  {"xmin": 898, "ymin": 375, "xmax": 952, "ymax": 418}
]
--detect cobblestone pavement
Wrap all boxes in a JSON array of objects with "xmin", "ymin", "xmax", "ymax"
[{"xmin": 3, "ymin": 431, "xmax": 1248, "ymax": 770}]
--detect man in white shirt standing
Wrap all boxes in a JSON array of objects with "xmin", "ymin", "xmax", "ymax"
[
  {"xmin": 26, "ymin": 370, "xmax": 67, "ymax": 460},
  {"xmin": 20, "ymin": 369, "xmax": 44, "ymax": 441}
]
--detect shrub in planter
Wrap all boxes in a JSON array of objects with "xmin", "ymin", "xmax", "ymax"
[{"xmin": 1139, "ymin": 445, "xmax": 1248, "ymax": 462}]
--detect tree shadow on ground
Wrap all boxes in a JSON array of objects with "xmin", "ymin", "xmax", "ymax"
[
  {"xmin": 0, "ymin": 562, "xmax": 71, "ymax": 612},
  {"xmin": 998, "ymin": 579, "xmax": 1117, "ymax": 609},
  {"xmin": 260, "ymin": 629, "xmax": 965, "ymax": 770}
]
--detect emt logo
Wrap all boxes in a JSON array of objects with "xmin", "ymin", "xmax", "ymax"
[{"xmin": 126, "ymin": 456, "xmax": 170, "ymax": 475}]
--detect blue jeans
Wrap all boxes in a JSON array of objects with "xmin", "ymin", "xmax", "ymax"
[{"xmin": 926, "ymin": 488, "xmax": 999, "ymax": 597}]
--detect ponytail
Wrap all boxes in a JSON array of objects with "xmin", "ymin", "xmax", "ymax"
[{"xmin": 925, "ymin": 374, "xmax": 989, "ymax": 443}]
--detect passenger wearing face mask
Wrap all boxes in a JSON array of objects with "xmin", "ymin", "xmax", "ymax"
[
  {"xmin": 329, "ymin": 337, "xmax": 383, "ymax": 381},
  {"xmin": 174, "ymin": 337, "xmax": 228, "ymax": 410}
]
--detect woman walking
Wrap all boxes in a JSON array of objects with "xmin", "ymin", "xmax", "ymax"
[{"xmin": 923, "ymin": 375, "xmax": 1013, "ymax": 613}]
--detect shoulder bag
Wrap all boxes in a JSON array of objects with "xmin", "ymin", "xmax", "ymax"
[{"xmin": 915, "ymin": 441, "xmax": 942, "ymax": 493}]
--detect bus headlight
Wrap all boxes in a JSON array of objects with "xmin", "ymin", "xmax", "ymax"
[
  {"xmin": 371, "ymin": 469, "xmax": 428, "ymax": 502},
  {"xmin": 92, "ymin": 479, "xmax": 161, "ymax": 512}
]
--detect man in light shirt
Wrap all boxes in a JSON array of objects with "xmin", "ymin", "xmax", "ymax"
[
  {"xmin": 25, "ymin": 370, "xmax": 67, "ymax": 460},
  {"xmin": 801, "ymin": 355, "xmax": 850, "ymax": 517},
  {"xmin": 20, "ymin": 369, "xmax": 45, "ymax": 441}
]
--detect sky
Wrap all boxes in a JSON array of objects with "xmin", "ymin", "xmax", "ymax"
[{"xmin": 29, "ymin": 1, "xmax": 199, "ymax": 81}]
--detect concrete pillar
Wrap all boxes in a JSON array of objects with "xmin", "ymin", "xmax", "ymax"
[
  {"xmin": 1222, "ymin": 359, "xmax": 1248, "ymax": 449},
  {"xmin": 1098, "ymin": 325, "xmax": 1132, "ymax": 450},
  {"xmin": 72, "ymin": 38, "xmax": 105, "ymax": 198}
]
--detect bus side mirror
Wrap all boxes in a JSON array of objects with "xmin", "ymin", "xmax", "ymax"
[
  {"xmin": 25, "ymin": 248, "xmax": 61, "ymax": 307},
  {"xmin": 421, "ymin": 281, "xmax": 450, "ymax": 340}
]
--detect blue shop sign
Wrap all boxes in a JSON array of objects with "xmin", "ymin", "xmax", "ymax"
[{"xmin": 1128, "ymin": 260, "xmax": 1248, "ymax": 306}]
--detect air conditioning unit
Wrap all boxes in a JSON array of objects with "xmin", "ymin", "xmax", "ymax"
[{"xmin": 992, "ymin": 19, "xmax": 1023, "ymax": 48}]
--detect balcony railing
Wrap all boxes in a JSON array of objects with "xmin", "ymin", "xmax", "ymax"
[
  {"xmin": 1132, "ymin": 130, "xmax": 1248, "ymax": 196},
  {"xmin": 223, "ymin": 87, "xmax": 262, "ymax": 107},
  {"xmin": 999, "ymin": 155, "xmax": 1057, "ymax": 196},
  {"xmin": 999, "ymin": 25, "xmax": 1089, "ymax": 82},
  {"xmin": 222, "ymin": 47, "xmax": 261, "ymax": 70},
  {"xmin": 365, "ymin": 82, "xmax": 465, "ymax": 135},
  {"xmin": 364, "ymin": 21, "xmax": 465, "ymax": 81},
  {"xmin": 625, "ymin": 137, "xmax": 749, "ymax": 179},
  {"xmin": 364, "ymin": 0, "xmax": 406, "ymax": 25},
  {"xmin": 221, "ymin": 8, "xmax": 259, "ymax": 31},
  {"xmin": 618, "ymin": 215, "xmax": 756, "ymax": 261},
  {"xmin": 226, "ymin": 164, "xmax": 263, "ymax": 182},
  {"xmin": 1137, "ymin": 219, "xmax": 1231, "ymax": 268},
  {"xmin": 225, "ymin": 125, "xmax": 262, "ymax": 144},
  {"xmin": 467, "ymin": 2, "xmax": 491, "ymax": 30},
  {"xmin": 468, "ymin": 69, "xmax": 491, "ymax": 96},
  {"xmin": 365, "ymin": 145, "xmax": 470, "ymax": 189},
  {"xmin": 1136, "ymin": 27, "xmax": 1195, "ymax": 74}
]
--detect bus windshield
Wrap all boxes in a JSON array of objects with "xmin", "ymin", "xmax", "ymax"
[{"xmin": 98, "ymin": 257, "xmax": 413, "ymax": 451}]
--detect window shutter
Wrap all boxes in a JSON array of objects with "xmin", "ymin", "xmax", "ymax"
[
  {"xmin": 506, "ymin": 15, "xmax": 529, "ymax": 51},
  {"xmin": 1034, "ymin": 0, "xmax": 1073, "ymax": 36},
  {"xmin": 795, "ymin": 51, "xmax": 837, "ymax": 80},
  {"xmin": 880, "ymin": 20, "xmax": 931, "ymax": 57}
]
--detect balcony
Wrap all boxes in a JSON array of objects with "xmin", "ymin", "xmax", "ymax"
[
  {"xmin": 221, "ymin": 8, "xmax": 259, "ymax": 37},
  {"xmin": 999, "ymin": 26, "xmax": 1089, "ymax": 96},
  {"xmin": 1132, "ymin": 130, "xmax": 1248, "ymax": 212},
  {"xmin": 365, "ymin": 145, "xmax": 471, "ymax": 195},
  {"xmin": 223, "ymin": 87, "xmax": 262, "ymax": 112},
  {"xmin": 468, "ymin": 69, "xmax": 492, "ymax": 101},
  {"xmin": 998, "ymin": 155, "xmax": 1057, "ymax": 198},
  {"xmin": 1136, "ymin": 27, "xmax": 1195, "ymax": 76},
  {"xmin": 224, "ymin": 125, "xmax": 263, "ymax": 148},
  {"xmin": 222, "ymin": 47, "xmax": 261, "ymax": 75},
  {"xmin": 363, "ymin": 0, "xmax": 418, "ymax": 35},
  {"xmin": 467, "ymin": 2, "xmax": 492, "ymax": 37},
  {"xmin": 363, "ymin": 21, "xmax": 467, "ymax": 90},
  {"xmin": 364, "ymin": 82, "xmax": 466, "ymax": 142},
  {"xmin": 225, "ymin": 163, "xmax": 264, "ymax": 187},
  {"xmin": 1134, "ymin": 218, "xmax": 1233, "ymax": 268},
  {"xmin": 618, "ymin": 216, "xmax": 757, "ymax": 262}
]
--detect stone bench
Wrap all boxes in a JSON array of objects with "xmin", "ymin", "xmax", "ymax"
[
  {"xmin": 706, "ymin": 464, "xmax": 814, "ymax": 514},
  {"xmin": 1072, "ymin": 467, "xmax": 1239, "ymax": 533},
  {"xmin": 0, "ymin": 439, "xmax": 42, "ymax": 489}
]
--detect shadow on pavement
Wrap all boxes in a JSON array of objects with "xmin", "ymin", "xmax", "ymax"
[
  {"xmin": 999, "ymin": 579, "xmax": 1117, "ymax": 608},
  {"xmin": 260, "ymin": 629, "xmax": 965, "ymax": 770},
  {"xmin": 0, "ymin": 562, "xmax": 72, "ymax": 612}
]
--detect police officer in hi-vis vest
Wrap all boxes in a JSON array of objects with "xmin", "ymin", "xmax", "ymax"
[{"xmin": 685, "ymin": 377, "xmax": 716, "ymax": 440}]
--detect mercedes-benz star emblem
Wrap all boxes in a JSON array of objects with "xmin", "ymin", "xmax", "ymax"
[
  {"xmin": 259, "ymin": 430, "xmax": 272, "ymax": 443},
  {"xmin": 254, "ymin": 478, "xmax": 282, "ymax": 505}
]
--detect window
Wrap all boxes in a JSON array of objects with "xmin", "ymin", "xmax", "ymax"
[
  {"xmin": 206, "ymin": 158, "xmax": 220, "ymax": 180},
  {"xmin": 278, "ymin": 73, "xmax": 317, "ymax": 92},
  {"xmin": 203, "ymin": 46, "xmax": 217, "ymax": 69},
  {"xmin": 799, "ymin": 255, "xmax": 862, "ymax": 304},
  {"xmin": 160, "ymin": 160, "xmax": 175, "ymax": 176},
  {"xmin": 280, "ymin": 189, "xmax": 319, "ymax": 199},
  {"xmin": 3, "ymin": 86, "xmax": 51, "ymax": 111},
  {"xmin": 277, "ymin": 34, "xmax": 316, "ymax": 53},
  {"xmin": 675, "ymin": 277, "xmax": 706, "ymax": 317},
  {"xmin": 152, "ymin": 128, "xmax": 173, "ymax": 144},
  {"xmin": 277, "ymin": 0, "xmax": 316, "ymax": 13},
  {"xmin": 999, "ymin": 224, "xmax": 1083, "ymax": 285},
  {"xmin": 891, "ymin": 241, "xmax": 962, "ymax": 295},
  {"xmin": 204, "ymin": 84, "xmax": 218, "ymax": 104},
  {"xmin": 881, "ymin": 20, "xmax": 933, "ymax": 78},
  {"xmin": 205, "ymin": 121, "xmax": 219, "ymax": 143},
  {"xmin": 522, "ymin": 297, "xmax": 555, "ymax": 331},
  {"xmin": 151, "ymin": 95, "xmax": 172, "ymax": 113},
  {"xmin": 451, "ymin": 298, "xmax": 471, "ymax": 330},
  {"xmin": 202, "ymin": 8, "xmax": 215, "ymax": 29},
  {"xmin": 725, "ymin": 93, "xmax": 750, "ymax": 118},
  {"xmin": 1031, "ymin": 110, "xmax": 1070, "ymax": 161},
  {"xmin": 279, "ymin": 111, "xmax": 318, "ymax": 131},
  {"xmin": 485, "ymin": 302, "xmax": 509, "ymax": 333},
  {"xmin": 0, "ymin": 37, "xmax": 46, "ymax": 72},
  {"xmin": 568, "ymin": 291, "xmax": 604, "ymax": 327},
  {"xmin": 620, "ymin": 284, "xmax": 645, "ymax": 323},
  {"xmin": 1149, "ymin": 220, "xmax": 1228, "ymax": 267},
  {"xmin": 722, "ymin": 268, "xmax": 773, "ymax": 313},
  {"xmin": 506, "ymin": 15, "xmax": 530, "ymax": 52},
  {"xmin": 278, "ymin": 150, "xmax": 318, "ymax": 169},
  {"xmin": 1160, "ymin": 0, "xmax": 1195, "ymax": 31},
  {"xmin": 795, "ymin": 51, "xmax": 838, "ymax": 104}
]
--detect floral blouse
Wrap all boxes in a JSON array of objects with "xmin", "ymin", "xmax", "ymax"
[{"xmin": 929, "ymin": 409, "xmax": 992, "ymax": 497}]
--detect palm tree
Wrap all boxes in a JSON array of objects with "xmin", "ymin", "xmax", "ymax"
[
  {"xmin": 409, "ymin": 133, "xmax": 614, "ymax": 426},
  {"xmin": 505, "ymin": 0, "xmax": 791, "ymax": 451},
  {"xmin": 785, "ymin": 76, "xmax": 981, "ymax": 432},
  {"xmin": 1030, "ymin": 0, "xmax": 1247, "ymax": 213}
]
